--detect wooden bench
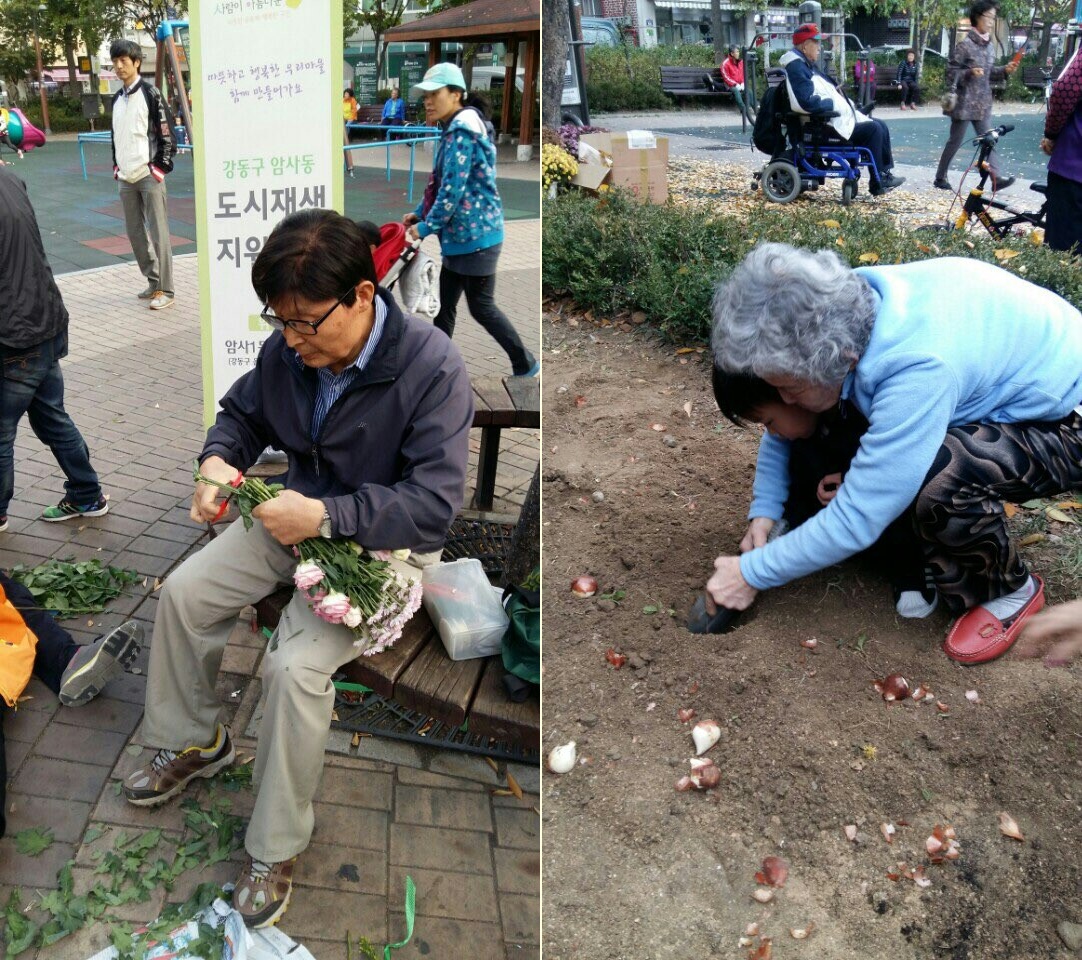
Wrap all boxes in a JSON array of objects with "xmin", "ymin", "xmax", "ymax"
[
  {"xmin": 470, "ymin": 375, "xmax": 540, "ymax": 511},
  {"xmin": 1022, "ymin": 62, "xmax": 1062, "ymax": 90},
  {"xmin": 660, "ymin": 66, "xmax": 734, "ymax": 100},
  {"xmin": 254, "ymin": 584, "xmax": 540, "ymax": 752}
]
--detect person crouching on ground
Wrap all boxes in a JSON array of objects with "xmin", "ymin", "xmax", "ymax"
[
  {"xmin": 2, "ymin": 569, "xmax": 142, "ymax": 837},
  {"xmin": 711, "ymin": 368, "xmax": 936, "ymax": 619},
  {"xmin": 124, "ymin": 209, "xmax": 474, "ymax": 927},
  {"xmin": 781, "ymin": 23, "xmax": 905, "ymax": 195},
  {"xmin": 707, "ymin": 242, "xmax": 1082, "ymax": 665}
]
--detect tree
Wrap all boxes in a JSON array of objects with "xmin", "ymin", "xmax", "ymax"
[
  {"xmin": 541, "ymin": 0, "xmax": 568, "ymax": 127},
  {"xmin": 711, "ymin": 0, "xmax": 724, "ymax": 61},
  {"xmin": 347, "ymin": 0, "xmax": 413, "ymax": 87},
  {"xmin": 0, "ymin": 0, "xmax": 39, "ymax": 105}
]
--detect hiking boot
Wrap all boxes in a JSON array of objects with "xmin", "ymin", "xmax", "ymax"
[
  {"xmin": 124, "ymin": 725, "xmax": 235, "ymax": 806},
  {"xmin": 870, "ymin": 173, "xmax": 905, "ymax": 196},
  {"xmin": 59, "ymin": 621, "xmax": 143, "ymax": 706},
  {"xmin": 233, "ymin": 855, "xmax": 297, "ymax": 928},
  {"xmin": 41, "ymin": 495, "xmax": 109, "ymax": 522},
  {"xmin": 149, "ymin": 292, "xmax": 175, "ymax": 310},
  {"xmin": 137, "ymin": 284, "xmax": 158, "ymax": 299},
  {"xmin": 933, "ymin": 177, "xmax": 953, "ymax": 190}
]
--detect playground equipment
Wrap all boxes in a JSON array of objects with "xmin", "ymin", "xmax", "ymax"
[
  {"xmin": 0, "ymin": 106, "xmax": 46, "ymax": 160},
  {"xmin": 155, "ymin": 19, "xmax": 193, "ymax": 146}
]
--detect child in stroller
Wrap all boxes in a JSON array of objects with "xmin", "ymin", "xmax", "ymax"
[{"xmin": 356, "ymin": 219, "xmax": 440, "ymax": 320}]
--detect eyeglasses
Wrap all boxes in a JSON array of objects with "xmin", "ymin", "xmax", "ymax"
[{"xmin": 260, "ymin": 286, "xmax": 354, "ymax": 335}]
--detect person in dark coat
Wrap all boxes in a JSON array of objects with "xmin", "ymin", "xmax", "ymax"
[
  {"xmin": 934, "ymin": 0, "xmax": 1019, "ymax": 190},
  {"xmin": 898, "ymin": 50, "xmax": 921, "ymax": 109},
  {"xmin": 0, "ymin": 164, "xmax": 109, "ymax": 532},
  {"xmin": 1, "ymin": 569, "xmax": 142, "ymax": 838}
]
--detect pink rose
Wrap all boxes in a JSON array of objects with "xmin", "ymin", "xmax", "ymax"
[
  {"xmin": 293, "ymin": 561, "xmax": 325, "ymax": 590},
  {"xmin": 314, "ymin": 592, "xmax": 351, "ymax": 624},
  {"xmin": 343, "ymin": 605, "xmax": 363, "ymax": 629}
]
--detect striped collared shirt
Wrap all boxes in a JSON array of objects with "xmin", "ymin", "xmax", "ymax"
[{"xmin": 307, "ymin": 295, "xmax": 386, "ymax": 439}]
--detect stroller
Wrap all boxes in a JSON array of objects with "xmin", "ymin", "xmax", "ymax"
[{"xmin": 370, "ymin": 222, "xmax": 440, "ymax": 321}]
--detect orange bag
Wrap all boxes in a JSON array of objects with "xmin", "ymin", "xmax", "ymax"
[{"xmin": 0, "ymin": 581, "xmax": 37, "ymax": 708}]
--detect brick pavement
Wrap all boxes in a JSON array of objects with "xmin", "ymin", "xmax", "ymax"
[{"xmin": 0, "ymin": 221, "xmax": 540, "ymax": 958}]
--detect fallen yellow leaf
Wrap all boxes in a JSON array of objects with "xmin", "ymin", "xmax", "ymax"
[
  {"xmin": 1030, "ymin": 229, "xmax": 1044, "ymax": 245},
  {"xmin": 1019, "ymin": 533, "xmax": 1045, "ymax": 547},
  {"xmin": 1056, "ymin": 501, "xmax": 1082, "ymax": 510},
  {"xmin": 858, "ymin": 252, "xmax": 880, "ymax": 263},
  {"xmin": 675, "ymin": 347, "xmax": 696, "ymax": 355},
  {"xmin": 835, "ymin": 237, "xmax": 846, "ymax": 247},
  {"xmin": 1004, "ymin": 502, "xmax": 1017, "ymax": 518},
  {"xmin": 506, "ymin": 771, "xmax": 524, "ymax": 800},
  {"xmin": 818, "ymin": 219, "xmax": 841, "ymax": 229},
  {"xmin": 1046, "ymin": 507, "xmax": 1076, "ymax": 524},
  {"xmin": 351, "ymin": 732, "xmax": 361, "ymax": 748},
  {"xmin": 993, "ymin": 249, "xmax": 1020, "ymax": 261}
]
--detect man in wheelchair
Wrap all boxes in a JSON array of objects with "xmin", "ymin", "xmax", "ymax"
[{"xmin": 780, "ymin": 23, "xmax": 905, "ymax": 196}]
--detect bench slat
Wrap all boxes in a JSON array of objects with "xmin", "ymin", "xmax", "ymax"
[
  {"xmin": 339, "ymin": 611, "xmax": 435, "ymax": 698},
  {"xmin": 394, "ymin": 635, "xmax": 486, "ymax": 728},
  {"xmin": 503, "ymin": 377, "xmax": 540, "ymax": 427},
  {"xmin": 471, "ymin": 383, "xmax": 496, "ymax": 427},
  {"xmin": 472, "ymin": 377, "xmax": 517, "ymax": 427},
  {"xmin": 468, "ymin": 659, "xmax": 540, "ymax": 751}
]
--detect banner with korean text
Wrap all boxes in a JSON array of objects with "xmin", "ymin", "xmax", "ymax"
[{"xmin": 190, "ymin": 0, "xmax": 343, "ymax": 424}]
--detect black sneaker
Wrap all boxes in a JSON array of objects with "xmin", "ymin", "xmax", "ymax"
[
  {"xmin": 870, "ymin": 173, "xmax": 905, "ymax": 196},
  {"xmin": 933, "ymin": 177, "xmax": 953, "ymax": 190},
  {"xmin": 59, "ymin": 621, "xmax": 143, "ymax": 705}
]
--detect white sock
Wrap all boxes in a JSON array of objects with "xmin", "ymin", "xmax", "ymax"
[
  {"xmin": 896, "ymin": 590, "xmax": 938, "ymax": 619},
  {"xmin": 979, "ymin": 576, "xmax": 1037, "ymax": 622}
]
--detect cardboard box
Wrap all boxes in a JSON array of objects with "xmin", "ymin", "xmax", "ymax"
[
  {"xmin": 570, "ymin": 162, "xmax": 611, "ymax": 194},
  {"xmin": 578, "ymin": 130, "xmax": 669, "ymax": 204}
]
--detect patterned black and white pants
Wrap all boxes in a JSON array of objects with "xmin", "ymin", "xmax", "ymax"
[{"xmin": 913, "ymin": 412, "xmax": 1082, "ymax": 614}]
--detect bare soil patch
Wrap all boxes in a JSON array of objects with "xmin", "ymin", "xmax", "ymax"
[{"xmin": 540, "ymin": 313, "xmax": 1082, "ymax": 960}]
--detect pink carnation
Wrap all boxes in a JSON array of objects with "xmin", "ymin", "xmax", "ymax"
[
  {"xmin": 314, "ymin": 592, "xmax": 351, "ymax": 624},
  {"xmin": 293, "ymin": 561, "xmax": 325, "ymax": 590}
]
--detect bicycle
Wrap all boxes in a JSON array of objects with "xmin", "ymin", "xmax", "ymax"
[
  {"xmin": 946, "ymin": 125, "xmax": 1048, "ymax": 240},
  {"xmin": 1041, "ymin": 58, "xmax": 1055, "ymax": 112}
]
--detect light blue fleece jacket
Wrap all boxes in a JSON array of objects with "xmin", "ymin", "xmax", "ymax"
[
  {"xmin": 413, "ymin": 109, "xmax": 504, "ymax": 257},
  {"xmin": 741, "ymin": 257, "xmax": 1082, "ymax": 591}
]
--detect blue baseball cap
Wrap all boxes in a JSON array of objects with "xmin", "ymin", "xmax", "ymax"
[{"xmin": 411, "ymin": 62, "xmax": 466, "ymax": 95}]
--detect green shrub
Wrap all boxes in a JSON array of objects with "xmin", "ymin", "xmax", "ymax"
[
  {"xmin": 19, "ymin": 95, "xmax": 91, "ymax": 133},
  {"xmin": 543, "ymin": 189, "xmax": 1082, "ymax": 343},
  {"xmin": 585, "ymin": 44, "xmax": 714, "ymax": 112}
]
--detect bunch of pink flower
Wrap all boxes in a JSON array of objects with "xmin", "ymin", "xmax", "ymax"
[
  {"xmin": 291, "ymin": 545, "xmax": 424, "ymax": 653},
  {"xmin": 195, "ymin": 465, "xmax": 424, "ymax": 654}
]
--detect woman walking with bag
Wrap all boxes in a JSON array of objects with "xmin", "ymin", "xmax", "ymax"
[
  {"xmin": 934, "ymin": 0, "xmax": 1018, "ymax": 191},
  {"xmin": 403, "ymin": 63, "xmax": 539, "ymax": 377}
]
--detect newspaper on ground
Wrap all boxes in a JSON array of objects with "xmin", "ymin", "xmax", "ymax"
[{"xmin": 84, "ymin": 898, "xmax": 317, "ymax": 960}]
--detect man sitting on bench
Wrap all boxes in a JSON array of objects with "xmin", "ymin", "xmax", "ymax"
[
  {"xmin": 780, "ymin": 23, "xmax": 905, "ymax": 196},
  {"xmin": 123, "ymin": 209, "xmax": 473, "ymax": 928}
]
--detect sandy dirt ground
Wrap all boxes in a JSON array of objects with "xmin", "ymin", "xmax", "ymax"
[{"xmin": 539, "ymin": 313, "xmax": 1082, "ymax": 960}]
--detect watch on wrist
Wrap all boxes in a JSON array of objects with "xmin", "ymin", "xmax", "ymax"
[{"xmin": 319, "ymin": 507, "xmax": 332, "ymax": 539}]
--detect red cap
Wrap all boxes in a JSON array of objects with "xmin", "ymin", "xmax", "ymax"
[{"xmin": 793, "ymin": 23, "xmax": 821, "ymax": 44}]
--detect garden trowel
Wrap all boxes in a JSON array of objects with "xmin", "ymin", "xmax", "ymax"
[{"xmin": 687, "ymin": 594, "xmax": 743, "ymax": 634}]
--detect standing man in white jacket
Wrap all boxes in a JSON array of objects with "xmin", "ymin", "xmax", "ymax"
[{"xmin": 108, "ymin": 39, "xmax": 177, "ymax": 310}]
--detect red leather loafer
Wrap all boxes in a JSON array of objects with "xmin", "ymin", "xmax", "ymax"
[{"xmin": 943, "ymin": 576, "xmax": 1045, "ymax": 665}]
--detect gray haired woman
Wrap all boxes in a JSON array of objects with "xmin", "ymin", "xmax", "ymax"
[
  {"xmin": 933, "ymin": 0, "xmax": 1019, "ymax": 191},
  {"xmin": 707, "ymin": 242, "xmax": 1082, "ymax": 665}
]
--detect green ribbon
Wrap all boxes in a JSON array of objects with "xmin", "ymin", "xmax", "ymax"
[{"xmin": 384, "ymin": 875, "xmax": 416, "ymax": 959}]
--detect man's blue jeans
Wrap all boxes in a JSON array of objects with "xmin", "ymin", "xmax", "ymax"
[{"xmin": 0, "ymin": 330, "xmax": 101, "ymax": 516}]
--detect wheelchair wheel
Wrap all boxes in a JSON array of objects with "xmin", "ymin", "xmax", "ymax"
[
  {"xmin": 841, "ymin": 179, "xmax": 857, "ymax": 206},
  {"xmin": 761, "ymin": 160, "xmax": 801, "ymax": 204}
]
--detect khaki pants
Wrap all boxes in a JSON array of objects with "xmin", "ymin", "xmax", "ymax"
[
  {"xmin": 118, "ymin": 175, "xmax": 174, "ymax": 296},
  {"xmin": 143, "ymin": 517, "xmax": 434, "ymax": 861}
]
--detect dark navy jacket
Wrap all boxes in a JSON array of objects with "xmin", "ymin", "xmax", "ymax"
[{"xmin": 201, "ymin": 291, "xmax": 473, "ymax": 553}]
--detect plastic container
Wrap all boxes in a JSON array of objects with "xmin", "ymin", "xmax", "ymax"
[{"xmin": 421, "ymin": 558, "xmax": 509, "ymax": 661}]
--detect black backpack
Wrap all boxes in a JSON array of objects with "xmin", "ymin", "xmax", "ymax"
[{"xmin": 752, "ymin": 72, "xmax": 789, "ymax": 156}]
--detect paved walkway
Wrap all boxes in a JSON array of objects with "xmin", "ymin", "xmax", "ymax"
[{"xmin": 0, "ymin": 220, "xmax": 540, "ymax": 958}]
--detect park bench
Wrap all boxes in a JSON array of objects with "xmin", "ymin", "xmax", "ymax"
[
  {"xmin": 1022, "ymin": 62, "xmax": 1063, "ymax": 90},
  {"xmin": 213, "ymin": 374, "xmax": 540, "ymax": 758},
  {"xmin": 660, "ymin": 66, "xmax": 734, "ymax": 100}
]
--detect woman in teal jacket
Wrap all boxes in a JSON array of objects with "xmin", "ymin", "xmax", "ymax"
[{"xmin": 404, "ymin": 63, "xmax": 539, "ymax": 377}]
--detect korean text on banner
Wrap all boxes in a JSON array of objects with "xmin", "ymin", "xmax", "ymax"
[{"xmin": 191, "ymin": 0, "xmax": 343, "ymax": 425}]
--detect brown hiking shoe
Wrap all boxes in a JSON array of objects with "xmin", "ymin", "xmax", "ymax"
[
  {"xmin": 123, "ymin": 725, "xmax": 235, "ymax": 806},
  {"xmin": 233, "ymin": 855, "xmax": 297, "ymax": 927}
]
